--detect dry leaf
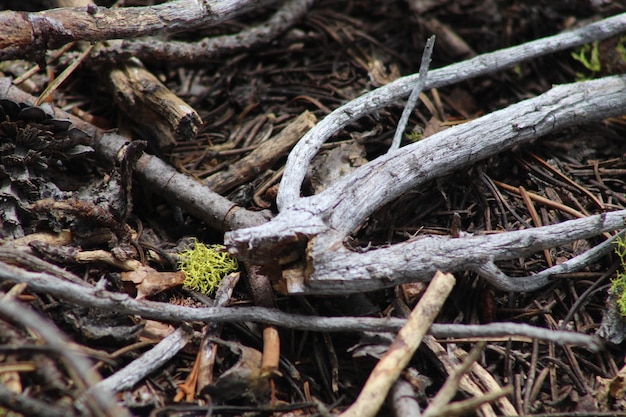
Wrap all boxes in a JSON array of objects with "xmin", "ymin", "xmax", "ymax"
[{"xmin": 121, "ymin": 265, "xmax": 185, "ymax": 299}]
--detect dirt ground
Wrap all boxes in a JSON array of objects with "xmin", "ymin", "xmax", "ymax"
[{"xmin": 2, "ymin": 1, "xmax": 626, "ymax": 416}]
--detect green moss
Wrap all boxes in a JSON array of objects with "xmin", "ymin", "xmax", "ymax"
[
  {"xmin": 178, "ymin": 240, "xmax": 238, "ymax": 295},
  {"xmin": 611, "ymin": 235, "xmax": 626, "ymax": 317},
  {"xmin": 405, "ymin": 130, "xmax": 423, "ymax": 143},
  {"xmin": 571, "ymin": 41, "xmax": 601, "ymax": 81}
]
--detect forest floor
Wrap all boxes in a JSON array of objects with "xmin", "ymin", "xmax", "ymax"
[{"xmin": 2, "ymin": 1, "xmax": 626, "ymax": 416}]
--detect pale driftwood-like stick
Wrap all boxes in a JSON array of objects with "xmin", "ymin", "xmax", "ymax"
[
  {"xmin": 205, "ymin": 111, "xmax": 316, "ymax": 194},
  {"xmin": 422, "ymin": 342, "xmax": 486, "ymax": 417},
  {"xmin": 90, "ymin": 325, "xmax": 193, "ymax": 394},
  {"xmin": 0, "ymin": 77, "xmax": 270, "ymax": 232},
  {"xmin": 92, "ymin": 0, "xmax": 315, "ymax": 64},
  {"xmin": 0, "ymin": 261, "xmax": 605, "ymax": 350},
  {"xmin": 277, "ymin": 13, "xmax": 626, "ymax": 209},
  {"xmin": 0, "ymin": 0, "xmax": 275, "ymax": 59},
  {"xmin": 390, "ymin": 380, "xmax": 421, "ymax": 417},
  {"xmin": 454, "ymin": 348, "xmax": 518, "ymax": 416},
  {"xmin": 389, "ymin": 35, "xmax": 435, "ymax": 152},
  {"xmin": 422, "ymin": 336, "xmax": 497, "ymax": 417},
  {"xmin": 226, "ymin": 75, "xmax": 626, "ymax": 294},
  {"xmin": 433, "ymin": 387, "xmax": 515, "ymax": 417},
  {"xmin": 339, "ymin": 271, "xmax": 455, "ymax": 417}
]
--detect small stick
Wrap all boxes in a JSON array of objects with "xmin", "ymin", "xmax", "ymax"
[
  {"xmin": 422, "ymin": 342, "xmax": 486, "ymax": 417},
  {"xmin": 389, "ymin": 36, "xmax": 435, "ymax": 152},
  {"xmin": 339, "ymin": 271, "xmax": 455, "ymax": 417}
]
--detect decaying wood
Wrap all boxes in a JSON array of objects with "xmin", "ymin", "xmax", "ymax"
[
  {"xmin": 108, "ymin": 58, "xmax": 202, "ymax": 149},
  {"xmin": 339, "ymin": 271, "xmax": 455, "ymax": 417},
  {"xmin": 0, "ymin": 0, "xmax": 275, "ymax": 60},
  {"xmin": 226, "ymin": 75, "xmax": 626, "ymax": 294},
  {"xmin": 205, "ymin": 111, "xmax": 316, "ymax": 194},
  {"xmin": 51, "ymin": 0, "xmax": 201, "ymax": 151}
]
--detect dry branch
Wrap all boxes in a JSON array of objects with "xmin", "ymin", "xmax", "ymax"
[
  {"xmin": 339, "ymin": 271, "xmax": 455, "ymax": 417},
  {"xmin": 91, "ymin": 0, "xmax": 315, "ymax": 64},
  {"xmin": 0, "ymin": 0, "xmax": 275, "ymax": 60},
  {"xmin": 0, "ymin": 77, "xmax": 270, "ymax": 232},
  {"xmin": 204, "ymin": 111, "xmax": 316, "ymax": 194},
  {"xmin": 108, "ymin": 59, "xmax": 202, "ymax": 149},
  {"xmin": 0, "ymin": 261, "xmax": 603, "ymax": 351},
  {"xmin": 276, "ymin": 12, "xmax": 626, "ymax": 209},
  {"xmin": 226, "ymin": 75, "xmax": 626, "ymax": 294}
]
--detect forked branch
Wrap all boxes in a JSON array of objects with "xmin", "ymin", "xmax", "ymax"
[{"xmin": 225, "ymin": 75, "xmax": 626, "ymax": 294}]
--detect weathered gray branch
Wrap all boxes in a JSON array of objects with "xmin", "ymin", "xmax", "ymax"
[
  {"xmin": 226, "ymin": 75, "xmax": 626, "ymax": 293},
  {"xmin": 0, "ymin": 261, "xmax": 603, "ymax": 350},
  {"xmin": 277, "ymin": 12, "xmax": 626, "ymax": 209}
]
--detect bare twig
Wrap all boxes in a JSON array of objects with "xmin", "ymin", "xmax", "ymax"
[
  {"xmin": 205, "ymin": 111, "xmax": 316, "ymax": 194},
  {"xmin": 91, "ymin": 0, "xmax": 315, "ymax": 64},
  {"xmin": 339, "ymin": 271, "xmax": 455, "ymax": 417},
  {"xmin": 0, "ymin": 261, "xmax": 604, "ymax": 350},
  {"xmin": 422, "ymin": 342, "xmax": 486, "ymax": 417},
  {"xmin": 389, "ymin": 35, "xmax": 435, "ymax": 152},
  {"xmin": 433, "ymin": 386, "xmax": 514, "ymax": 417}
]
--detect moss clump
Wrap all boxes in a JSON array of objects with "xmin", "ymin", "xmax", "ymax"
[
  {"xmin": 611, "ymin": 235, "xmax": 626, "ymax": 317},
  {"xmin": 178, "ymin": 240, "xmax": 238, "ymax": 295}
]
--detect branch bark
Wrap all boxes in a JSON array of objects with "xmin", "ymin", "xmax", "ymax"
[
  {"xmin": 226, "ymin": 75, "xmax": 626, "ymax": 293},
  {"xmin": 0, "ymin": 0, "xmax": 275, "ymax": 60},
  {"xmin": 276, "ymin": 12, "xmax": 626, "ymax": 209}
]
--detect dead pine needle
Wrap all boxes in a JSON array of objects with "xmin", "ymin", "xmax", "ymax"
[{"xmin": 339, "ymin": 271, "xmax": 455, "ymax": 417}]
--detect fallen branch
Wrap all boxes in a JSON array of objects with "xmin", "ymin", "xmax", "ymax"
[
  {"xmin": 276, "ymin": 12, "xmax": 626, "ymax": 209},
  {"xmin": 0, "ymin": 77, "xmax": 270, "ymax": 232},
  {"xmin": 0, "ymin": 0, "xmax": 275, "ymax": 60},
  {"xmin": 0, "ymin": 261, "xmax": 603, "ymax": 351},
  {"xmin": 91, "ymin": 0, "xmax": 315, "ymax": 64},
  {"xmin": 225, "ymin": 75, "xmax": 626, "ymax": 293}
]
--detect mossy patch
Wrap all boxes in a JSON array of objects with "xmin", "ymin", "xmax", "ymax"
[{"xmin": 178, "ymin": 240, "xmax": 238, "ymax": 295}]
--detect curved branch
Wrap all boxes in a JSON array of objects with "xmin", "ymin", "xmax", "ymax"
[
  {"xmin": 0, "ymin": 261, "xmax": 603, "ymax": 350},
  {"xmin": 91, "ymin": 0, "xmax": 315, "ymax": 64},
  {"xmin": 227, "ymin": 75, "xmax": 626, "ymax": 262},
  {"xmin": 277, "ymin": 12, "xmax": 626, "ymax": 210}
]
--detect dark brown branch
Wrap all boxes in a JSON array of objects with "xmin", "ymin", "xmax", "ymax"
[
  {"xmin": 0, "ymin": 77, "xmax": 270, "ymax": 232},
  {"xmin": 0, "ymin": 0, "xmax": 275, "ymax": 60},
  {"xmin": 91, "ymin": 0, "xmax": 315, "ymax": 64}
]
